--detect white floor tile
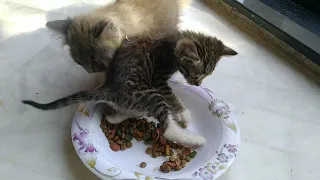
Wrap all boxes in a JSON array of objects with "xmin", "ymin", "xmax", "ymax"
[
  {"xmin": 0, "ymin": 39, "xmax": 103, "ymax": 114},
  {"xmin": 0, "ymin": 111, "xmax": 98, "ymax": 180},
  {"xmin": 291, "ymin": 121, "xmax": 320, "ymax": 155},
  {"xmin": 291, "ymin": 153, "xmax": 320, "ymax": 180},
  {"xmin": 1, "ymin": 0, "xmax": 78, "ymax": 12},
  {"xmin": 0, "ymin": 31, "xmax": 51, "ymax": 82},
  {"xmin": 236, "ymin": 106, "xmax": 291, "ymax": 151},
  {"xmin": 0, "ymin": 161, "xmax": 61, "ymax": 180},
  {"xmin": 218, "ymin": 143, "xmax": 291, "ymax": 180},
  {"xmin": 203, "ymin": 72, "xmax": 320, "ymax": 126}
]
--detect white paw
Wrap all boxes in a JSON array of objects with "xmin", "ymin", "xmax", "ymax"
[
  {"xmin": 173, "ymin": 132, "xmax": 205, "ymax": 148},
  {"xmin": 180, "ymin": 109, "xmax": 192, "ymax": 124},
  {"xmin": 174, "ymin": 109, "xmax": 192, "ymax": 124},
  {"xmin": 163, "ymin": 115, "xmax": 205, "ymax": 148},
  {"xmin": 105, "ymin": 114, "xmax": 129, "ymax": 124}
]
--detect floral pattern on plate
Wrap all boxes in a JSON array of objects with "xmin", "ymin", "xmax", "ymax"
[
  {"xmin": 72, "ymin": 118, "xmax": 122, "ymax": 179},
  {"xmin": 193, "ymin": 144, "xmax": 239, "ymax": 180}
]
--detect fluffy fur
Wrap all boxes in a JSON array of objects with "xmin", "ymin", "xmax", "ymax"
[
  {"xmin": 46, "ymin": 0, "xmax": 192, "ymax": 73},
  {"xmin": 22, "ymin": 30, "xmax": 237, "ymax": 147}
]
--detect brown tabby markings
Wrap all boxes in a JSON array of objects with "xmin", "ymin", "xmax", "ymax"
[{"xmin": 22, "ymin": 30, "xmax": 237, "ymax": 148}]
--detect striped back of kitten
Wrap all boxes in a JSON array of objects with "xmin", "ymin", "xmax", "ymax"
[{"xmin": 22, "ymin": 30, "xmax": 237, "ymax": 148}]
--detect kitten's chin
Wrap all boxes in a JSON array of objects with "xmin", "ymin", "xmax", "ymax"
[{"xmin": 186, "ymin": 80, "xmax": 200, "ymax": 86}]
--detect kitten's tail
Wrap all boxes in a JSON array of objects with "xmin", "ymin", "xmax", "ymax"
[{"xmin": 22, "ymin": 89, "xmax": 109, "ymax": 110}]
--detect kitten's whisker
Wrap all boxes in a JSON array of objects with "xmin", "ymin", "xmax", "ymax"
[{"xmin": 125, "ymin": 35, "xmax": 130, "ymax": 41}]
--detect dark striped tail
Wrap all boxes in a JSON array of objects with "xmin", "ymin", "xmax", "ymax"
[{"xmin": 22, "ymin": 90, "xmax": 105, "ymax": 110}]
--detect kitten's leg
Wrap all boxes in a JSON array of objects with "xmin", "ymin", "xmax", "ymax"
[
  {"xmin": 129, "ymin": 89, "xmax": 205, "ymax": 147},
  {"xmin": 102, "ymin": 104, "xmax": 122, "ymax": 124},
  {"xmin": 93, "ymin": 71, "xmax": 106, "ymax": 90},
  {"xmin": 102, "ymin": 103, "xmax": 136, "ymax": 124},
  {"xmin": 93, "ymin": 73, "xmax": 128, "ymax": 124},
  {"xmin": 94, "ymin": 80, "xmax": 104, "ymax": 91},
  {"xmin": 106, "ymin": 114, "xmax": 130, "ymax": 124},
  {"xmin": 154, "ymin": 82, "xmax": 191, "ymax": 127}
]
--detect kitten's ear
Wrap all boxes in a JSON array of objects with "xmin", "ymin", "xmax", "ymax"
[
  {"xmin": 98, "ymin": 21, "xmax": 119, "ymax": 38},
  {"xmin": 222, "ymin": 45, "xmax": 238, "ymax": 56},
  {"xmin": 176, "ymin": 39, "xmax": 200, "ymax": 64},
  {"xmin": 46, "ymin": 19, "xmax": 72, "ymax": 36}
]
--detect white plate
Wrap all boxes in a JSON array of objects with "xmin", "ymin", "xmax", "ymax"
[{"xmin": 71, "ymin": 79, "xmax": 240, "ymax": 180}]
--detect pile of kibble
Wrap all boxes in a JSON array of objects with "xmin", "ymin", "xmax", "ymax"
[
  {"xmin": 100, "ymin": 116, "xmax": 197, "ymax": 173},
  {"xmin": 100, "ymin": 117, "xmax": 134, "ymax": 151},
  {"xmin": 160, "ymin": 149, "xmax": 197, "ymax": 172}
]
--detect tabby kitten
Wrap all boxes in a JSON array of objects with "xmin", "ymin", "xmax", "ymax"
[
  {"xmin": 46, "ymin": 0, "xmax": 192, "ymax": 73},
  {"xmin": 22, "ymin": 30, "xmax": 237, "ymax": 147}
]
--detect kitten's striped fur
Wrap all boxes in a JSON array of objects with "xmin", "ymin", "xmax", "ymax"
[{"xmin": 23, "ymin": 30, "xmax": 237, "ymax": 147}]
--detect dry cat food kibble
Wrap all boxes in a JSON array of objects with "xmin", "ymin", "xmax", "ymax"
[
  {"xmin": 100, "ymin": 115, "xmax": 198, "ymax": 173},
  {"xmin": 126, "ymin": 142, "xmax": 133, "ymax": 148},
  {"xmin": 146, "ymin": 147, "xmax": 152, "ymax": 154},
  {"xmin": 140, "ymin": 162, "xmax": 147, "ymax": 168}
]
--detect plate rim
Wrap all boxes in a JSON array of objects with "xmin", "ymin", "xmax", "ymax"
[{"xmin": 71, "ymin": 79, "xmax": 241, "ymax": 180}]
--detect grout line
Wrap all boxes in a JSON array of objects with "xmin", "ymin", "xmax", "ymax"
[
  {"xmin": 31, "ymin": 168, "xmax": 68, "ymax": 180},
  {"xmin": 0, "ymin": 158, "xmax": 64, "ymax": 180},
  {"xmin": 0, "ymin": 40, "xmax": 54, "ymax": 86}
]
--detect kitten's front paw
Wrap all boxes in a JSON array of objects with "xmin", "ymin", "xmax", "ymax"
[
  {"xmin": 164, "ymin": 130, "xmax": 205, "ymax": 148},
  {"xmin": 164, "ymin": 117, "xmax": 205, "ymax": 148},
  {"xmin": 175, "ymin": 109, "xmax": 192, "ymax": 128},
  {"xmin": 179, "ymin": 133, "xmax": 206, "ymax": 148},
  {"xmin": 180, "ymin": 109, "xmax": 192, "ymax": 124}
]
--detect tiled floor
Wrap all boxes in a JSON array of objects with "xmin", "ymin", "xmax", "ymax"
[{"xmin": 0, "ymin": 0, "xmax": 319, "ymax": 180}]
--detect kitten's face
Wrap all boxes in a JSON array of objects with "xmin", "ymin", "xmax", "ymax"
[
  {"xmin": 46, "ymin": 18, "xmax": 121, "ymax": 73},
  {"xmin": 176, "ymin": 35, "xmax": 237, "ymax": 86}
]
